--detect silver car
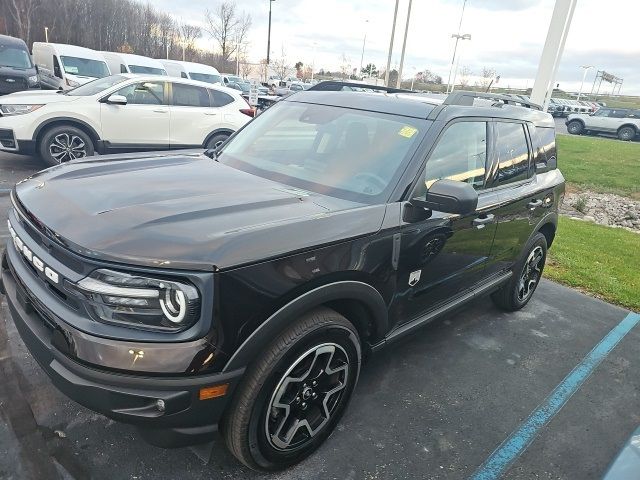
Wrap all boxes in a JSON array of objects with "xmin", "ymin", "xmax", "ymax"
[{"xmin": 566, "ymin": 108, "xmax": 640, "ymax": 141}]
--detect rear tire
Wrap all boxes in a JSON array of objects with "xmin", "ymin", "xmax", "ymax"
[
  {"xmin": 221, "ymin": 308, "xmax": 361, "ymax": 471},
  {"xmin": 39, "ymin": 125, "xmax": 94, "ymax": 167},
  {"xmin": 491, "ymin": 232, "xmax": 547, "ymax": 312},
  {"xmin": 205, "ymin": 133, "xmax": 230, "ymax": 150},
  {"xmin": 618, "ymin": 126, "xmax": 636, "ymax": 141},
  {"xmin": 566, "ymin": 120, "xmax": 584, "ymax": 135}
]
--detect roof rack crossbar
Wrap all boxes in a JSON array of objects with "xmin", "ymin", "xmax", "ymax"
[
  {"xmin": 308, "ymin": 80, "xmax": 412, "ymax": 93},
  {"xmin": 443, "ymin": 90, "xmax": 542, "ymax": 111}
]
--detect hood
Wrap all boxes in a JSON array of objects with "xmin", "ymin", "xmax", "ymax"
[
  {"xmin": 0, "ymin": 90, "xmax": 79, "ymax": 104},
  {"xmin": 14, "ymin": 153, "xmax": 385, "ymax": 271}
]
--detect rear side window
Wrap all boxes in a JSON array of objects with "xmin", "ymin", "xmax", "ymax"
[
  {"xmin": 172, "ymin": 83, "xmax": 210, "ymax": 107},
  {"xmin": 610, "ymin": 110, "xmax": 628, "ymax": 118},
  {"xmin": 210, "ymin": 89, "xmax": 234, "ymax": 107},
  {"xmin": 495, "ymin": 122, "xmax": 530, "ymax": 185}
]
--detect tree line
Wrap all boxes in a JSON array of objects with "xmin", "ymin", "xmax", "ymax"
[{"xmin": 0, "ymin": 0, "xmax": 252, "ymax": 73}]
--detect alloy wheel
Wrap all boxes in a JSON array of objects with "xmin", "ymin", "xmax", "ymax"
[
  {"xmin": 49, "ymin": 133, "xmax": 87, "ymax": 163},
  {"xmin": 517, "ymin": 246, "xmax": 544, "ymax": 302},
  {"xmin": 265, "ymin": 343, "xmax": 349, "ymax": 451}
]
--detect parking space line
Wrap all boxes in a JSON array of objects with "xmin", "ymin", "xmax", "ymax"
[{"xmin": 470, "ymin": 311, "xmax": 640, "ymax": 480}]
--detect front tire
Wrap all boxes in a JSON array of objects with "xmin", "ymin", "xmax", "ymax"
[
  {"xmin": 222, "ymin": 308, "xmax": 361, "ymax": 471},
  {"xmin": 39, "ymin": 125, "xmax": 94, "ymax": 167},
  {"xmin": 566, "ymin": 120, "xmax": 584, "ymax": 135},
  {"xmin": 618, "ymin": 126, "xmax": 636, "ymax": 141},
  {"xmin": 491, "ymin": 232, "xmax": 547, "ymax": 311}
]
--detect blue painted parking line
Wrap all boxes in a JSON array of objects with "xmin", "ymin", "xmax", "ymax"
[{"xmin": 470, "ymin": 311, "xmax": 640, "ymax": 480}]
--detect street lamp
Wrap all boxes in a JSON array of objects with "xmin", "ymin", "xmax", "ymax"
[
  {"xmin": 267, "ymin": 0, "xmax": 275, "ymax": 64},
  {"xmin": 576, "ymin": 65, "xmax": 594, "ymax": 101},
  {"xmin": 44, "ymin": 27, "xmax": 49, "ymax": 43},
  {"xmin": 359, "ymin": 20, "xmax": 369, "ymax": 80},
  {"xmin": 446, "ymin": 0, "xmax": 469, "ymax": 94},
  {"xmin": 449, "ymin": 33, "xmax": 471, "ymax": 92}
]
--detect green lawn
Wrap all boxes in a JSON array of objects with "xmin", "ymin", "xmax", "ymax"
[
  {"xmin": 545, "ymin": 217, "xmax": 640, "ymax": 311},
  {"xmin": 557, "ymin": 134, "xmax": 640, "ymax": 198}
]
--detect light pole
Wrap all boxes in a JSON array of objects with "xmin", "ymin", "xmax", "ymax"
[
  {"xmin": 44, "ymin": 27, "xmax": 49, "ymax": 43},
  {"xmin": 576, "ymin": 65, "xmax": 593, "ymax": 101},
  {"xmin": 267, "ymin": 0, "xmax": 275, "ymax": 64},
  {"xmin": 384, "ymin": 0, "xmax": 400, "ymax": 87},
  {"xmin": 450, "ymin": 33, "xmax": 471, "ymax": 92},
  {"xmin": 396, "ymin": 0, "xmax": 413, "ymax": 88},
  {"xmin": 359, "ymin": 20, "xmax": 369, "ymax": 80},
  {"xmin": 311, "ymin": 42, "xmax": 317, "ymax": 82},
  {"xmin": 446, "ymin": 0, "xmax": 468, "ymax": 93}
]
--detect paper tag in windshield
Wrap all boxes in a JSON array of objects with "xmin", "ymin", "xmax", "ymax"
[
  {"xmin": 398, "ymin": 126, "xmax": 418, "ymax": 138},
  {"xmin": 65, "ymin": 66, "xmax": 79, "ymax": 74}
]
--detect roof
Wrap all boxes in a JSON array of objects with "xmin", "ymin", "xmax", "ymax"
[
  {"xmin": 159, "ymin": 60, "xmax": 220, "ymax": 75},
  {"xmin": 33, "ymin": 42, "xmax": 107, "ymax": 61},
  {"xmin": 0, "ymin": 34, "xmax": 28, "ymax": 48},
  {"xmin": 116, "ymin": 74, "xmax": 243, "ymax": 97},
  {"xmin": 284, "ymin": 90, "xmax": 554, "ymax": 127},
  {"xmin": 102, "ymin": 52, "xmax": 164, "ymax": 68}
]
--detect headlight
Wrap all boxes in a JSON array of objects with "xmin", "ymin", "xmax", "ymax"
[
  {"xmin": 27, "ymin": 75, "xmax": 39, "ymax": 86},
  {"xmin": 0, "ymin": 104, "xmax": 44, "ymax": 116},
  {"xmin": 67, "ymin": 269, "xmax": 201, "ymax": 331}
]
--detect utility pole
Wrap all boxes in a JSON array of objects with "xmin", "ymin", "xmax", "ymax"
[
  {"xmin": 267, "ymin": 0, "xmax": 275, "ymax": 64},
  {"xmin": 44, "ymin": 27, "xmax": 49, "ymax": 43},
  {"xmin": 384, "ymin": 0, "xmax": 400, "ymax": 87},
  {"xmin": 359, "ymin": 20, "xmax": 369, "ymax": 79},
  {"xmin": 446, "ymin": 0, "xmax": 468, "ymax": 93},
  {"xmin": 396, "ymin": 0, "xmax": 412, "ymax": 88},
  {"xmin": 576, "ymin": 65, "xmax": 593, "ymax": 101}
]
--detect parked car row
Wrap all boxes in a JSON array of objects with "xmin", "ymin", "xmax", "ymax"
[
  {"xmin": 547, "ymin": 98, "xmax": 602, "ymax": 117},
  {"xmin": 566, "ymin": 107, "xmax": 640, "ymax": 141}
]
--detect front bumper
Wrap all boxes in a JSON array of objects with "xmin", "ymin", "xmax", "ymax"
[
  {"xmin": 1, "ymin": 249, "xmax": 244, "ymax": 447},
  {"xmin": 0, "ymin": 127, "xmax": 35, "ymax": 154}
]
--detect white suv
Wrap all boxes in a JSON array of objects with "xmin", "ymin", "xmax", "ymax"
[{"xmin": 0, "ymin": 74, "xmax": 253, "ymax": 165}]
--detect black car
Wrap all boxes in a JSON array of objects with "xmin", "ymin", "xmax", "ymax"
[
  {"xmin": 1, "ymin": 88, "xmax": 564, "ymax": 471},
  {"xmin": 0, "ymin": 34, "xmax": 39, "ymax": 94}
]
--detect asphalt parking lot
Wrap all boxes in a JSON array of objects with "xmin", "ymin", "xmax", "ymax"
[{"xmin": 1, "ymin": 151, "xmax": 639, "ymax": 480}]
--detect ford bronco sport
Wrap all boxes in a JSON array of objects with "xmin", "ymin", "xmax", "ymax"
[
  {"xmin": 566, "ymin": 107, "xmax": 640, "ymax": 141},
  {"xmin": 1, "ymin": 88, "xmax": 564, "ymax": 471}
]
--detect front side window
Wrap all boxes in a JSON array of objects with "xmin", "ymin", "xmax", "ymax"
[
  {"xmin": 219, "ymin": 102, "xmax": 427, "ymax": 203},
  {"xmin": 172, "ymin": 83, "xmax": 210, "ymax": 107},
  {"xmin": 128, "ymin": 65, "xmax": 167, "ymax": 76},
  {"xmin": 114, "ymin": 81, "xmax": 165, "ymax": 105},
  {"xmin": 60, "ymin": 56, "xmax": 110, "ymax": 78},
  {"xmin": 0, "ymin": 45, "xmax": 32, "ymax": 69},
  {"xmin": 495, "ymin": 122, "xmax": 530, "ymax": 185},
  {"xmin": 422, "ymin": 121, "xmax": 487, "ymax": 192},
  {"xmin": 593, "ymin": 109, "xmax": 610, "ymax": 117}
]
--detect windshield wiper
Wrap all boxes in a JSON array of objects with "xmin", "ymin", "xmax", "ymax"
[{"xmin": 203, "ymin": 148, "xmax": 219, "ymax": 162}]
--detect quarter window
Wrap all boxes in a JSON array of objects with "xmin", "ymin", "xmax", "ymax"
[
  {"xmin": 210, "ymin": 89, "xmax": 234, "ymax": 107},
  {"xmin": 172, "ymin": 83, "xmax": 210, "ymax": 107},
  {"xmin": 422, "ymin": 121, "xmax": 487, "ymax": 191},
  {"xmin": 495, "ymin": 122, "xmax": 530, "ymax": 185}
]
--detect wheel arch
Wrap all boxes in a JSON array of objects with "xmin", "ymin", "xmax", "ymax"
[
  {"xmin": 617, "ymin": 123, "xmax": 639, "ymax": 134},
  {"xmin": 222, "ymin": 280, "xmax": 389, "ymax": 372},
  {"xmin": 538, "ymin": 220, "xmax": 557, "ymax": 248},
  {"xmin": 33, "ymin": 117, "xmax": 101, "ymax": 150}
]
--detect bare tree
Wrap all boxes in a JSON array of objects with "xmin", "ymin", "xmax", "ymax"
[
  {"xmin": 459, "ymin": 66, "xmax": 472, "ymax": 88},
  {"xmin": 4, "ymin": 0, "xmax": 40, "ymax": 46},
  {"xmin": 204, "ymin": 2, "xmax": 251, "ymax": 64},
  {"xmin": 179, "ymin": 23, "xmax": 201, "ymax": 61},
  {"xmin": 476, "ymin": 67, "xmax": 496, "ymax": 90},
  {"xmin": 271, "ymin": 49, "xmax": 291, "ymax": 83}
]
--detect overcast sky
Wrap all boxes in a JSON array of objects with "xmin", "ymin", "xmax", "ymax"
[{"xmin": 150, "ymin": 0, "xmax": 639, "ymax": 94}]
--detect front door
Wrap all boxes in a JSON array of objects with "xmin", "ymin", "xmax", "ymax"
[
  {"xmin": 396, "ymin": 120, "xmax": 500, "ymax": 324},
  {"xmin": 100, "ymin": 80, "xmax": 170, "ymax": 151}
]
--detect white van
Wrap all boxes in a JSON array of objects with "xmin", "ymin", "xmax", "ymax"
[
  {"xmin": 32, "ymin": 42, "xmax": 111, "ymax": 90},
  {"xmin": 160, "ymin": 60, "xmax": 222, "ymax": 85},
  {"xmin": 101, "ymin": 52, "xmax": 167, "ymax": 76}
]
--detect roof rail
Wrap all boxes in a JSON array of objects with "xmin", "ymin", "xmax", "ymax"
[
  {"xmin": 308, "ymin": 80, "xmax": 412, "ymax": 93},
  {"xmin": 443, "ymin": 90, "xmax": 542, "ymax": 111}
]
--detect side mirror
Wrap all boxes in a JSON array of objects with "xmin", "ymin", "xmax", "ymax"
[
  {"xmin": 34, "ymin": 64, "xmax": 39, "ymax": 73},
  {"xmin": 536, "ymin": 155, "xmax": 557, "ymax": 173},
  {"xmin": 417, "ymin": 179, "xmax": 478, "ymax": 215},
  {"xmin": 106, "ymin": 94, "xmax": 127, "ymax": 105}
]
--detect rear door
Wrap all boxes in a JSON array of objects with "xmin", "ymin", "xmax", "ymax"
[
  {"xmin": 396, "ymin": 119, "xmax": 501, "ymax": 323},
  {"xmin": 168, "ymin": 81, "xmax": 216, "ymax": 148},
  {"xmin": 484, "ymin": 120, "xmax": 542, "ymax": 274}
]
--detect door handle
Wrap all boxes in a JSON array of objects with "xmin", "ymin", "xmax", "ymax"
[
  {"xmin": 204, "ymin": 112, "xmax": 217, "ymax": 116},
  {"xmin": 473, "ymin": 214, "xmax": 494, "ymax": 227},
  {"xmin": 153, "ymin": 109, "xmax": 168, "ymax": 113},
  {"xmin": 527, "ymin": 199, "xmax": 543, "ymax": 209}
]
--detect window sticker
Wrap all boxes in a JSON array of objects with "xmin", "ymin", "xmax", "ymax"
[{"xmin": 398, "ymin": 125, "xmax": 418, "ymax": 138}]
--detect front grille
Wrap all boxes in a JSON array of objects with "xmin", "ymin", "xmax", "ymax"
[{"xmin": 0, "ymin": 75, "xmax": 27, "ymax": 94}]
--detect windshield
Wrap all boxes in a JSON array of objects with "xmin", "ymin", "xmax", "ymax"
[
  {"xmin": 129, "ymin": 65, "xmax": 167, "ymax": 75},
  {"xmin": 66, "ymin": 75, "xmax": 127, "ymax": 96},
  {"xmin": 0, "ymin": 45, "xmax": 32, "ymax": 69},
  {"xmin": 60, "ymin": 56, "xmax": 110, "ymax": 78},
  {"xmin": 189, "ymin": 72, "xmax": 222, "ymax": 84},
  {"xmin": 227, "ymin": 75, "xmax": 243, "ymax": 83},
  {"xmin": 219, "ymin": 102, "xmax": 427, "ymax": 203}
]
